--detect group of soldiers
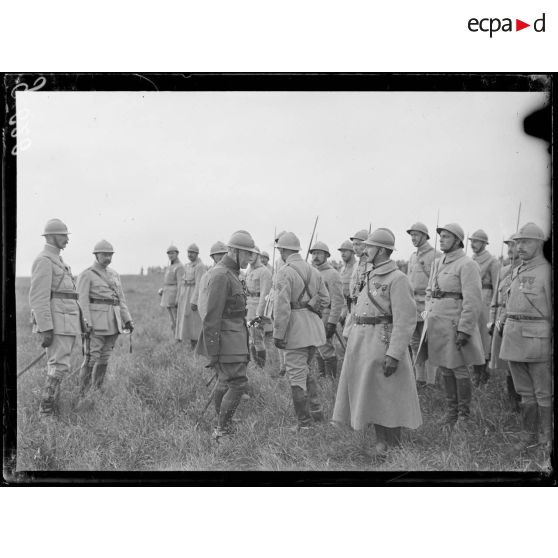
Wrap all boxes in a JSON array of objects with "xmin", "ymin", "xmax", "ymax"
[{"xmin": 28, "ymin": 215, "xmax": 552, "ymax": 460}]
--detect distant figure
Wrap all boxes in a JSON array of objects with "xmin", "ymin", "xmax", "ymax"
[
  {"xmin": 140, "ymin": 267, "xmax": 144, "ymax": 276},
  {"xmin": 158, "ymin": 245, "xmax": 184, "ymax": 333},
  {"xmin": 29, "ymin": 219, "xmax": 82, "ymax": 416},
  {"xmin": 77, "ymin": 240, "xmax": 133, "ymax": 395}
]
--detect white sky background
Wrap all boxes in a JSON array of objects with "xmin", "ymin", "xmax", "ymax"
[{"xmin": 16, "ymin": 90, "xmax": 550, "ymax": 276}]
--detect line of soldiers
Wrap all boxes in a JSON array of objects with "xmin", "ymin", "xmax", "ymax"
[{"xmin": 28, "ymin": 217, "xmax": 552, "ymax": 461}]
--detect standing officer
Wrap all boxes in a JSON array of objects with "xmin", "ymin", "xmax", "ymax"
[
  {"xmin": 332, "ymin": 229, "xmax": 421, "ymax": 458},
  {"xmin": 500, "ymin": 223, "xmax": 552, "ymax": 453},
  {"xmin": 470, "ymin": 229, "xmax": 499, "ymax": 386},
  {"xmin": 158, "ymin": 245, "xmax": 184, "ymax": 333},
  {"xmin": 273, "ymin": 232, "xmax": 330, "ymax": 430},
  {"xmin": 337, "ymin": 240, "xmax": 356, "ymax": 329},
  {"xmin": 309, "ymin": 241, "xmax": 344, "ymax": 378},
  {"xmin": 406, "ymin": 222, "xmax": 440, "ymax": 388},
  {"xmin": 196, "ymin": 231, "xmax": 257, "ymax": 440},
  {"xmin": 176, "ymin": 243, "xmax": 207, "ymax": 349},
  {"xmin": 424, "ymin": 223, "xmax": 484, "ymax": 427},
  {"xmin": 245, "ymin": 247, "xmax": 272, "ymax": 367},
  {"xmin": 194, "ymin": 241, "xmax": 228, "ymax": 322},
  {"xmin": 29, "ymin": 219, "xmax": 82, "ymax": 415},
  {"xmin": 488, "ymin": 235, "xmax": 521, "ymax": 412},
  {"xmin": 77, "ymin": 240, "xmax": 133, "ymax": 395}
]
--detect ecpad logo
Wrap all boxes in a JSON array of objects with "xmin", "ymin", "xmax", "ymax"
[{"xmin": 468, "ymin": 13, "xmax": 545, "ymax": 37}]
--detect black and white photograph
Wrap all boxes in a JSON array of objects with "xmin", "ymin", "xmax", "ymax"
[{"xmin": 3, "ymin": 73, "xmax": 553, "ymax": 480}]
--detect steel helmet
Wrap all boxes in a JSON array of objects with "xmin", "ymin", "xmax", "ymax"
[
  {"xmin": 93, "ymin": 240, "xmax": 115, "ymax": 254},
  {"xmin": 42, "ymin": 218, "xmax": 70, "ymax": 236},
  {"xmin": 350, "ymin": 229, "xmax": 369, "ymax": 242},
  {"xmin": 253, "ymin": 246, "xmax": 261, "ymax": 255},
  {"xmin": 514, "ymin": 222, "xmax": 546, "ymax": 241},
  {"xmin": 338, "ymin": 240, "xmax": 355, "ymax": 252},
  {"xmin": 309, "ymin": 241, "xmax": 331, "ymax": 257},
  {"xmin": 406, "ymin": 222, "xmax": 430, "ymax": 239},
  {"xmin": 275, "ymin": 232, "xmax": 301, "ymax": 251},
  {"xmin": 209, "ymin": 241, "xmax": 228, "ymax": 256},
  {"xmin": 503, "ymin": 235, "xmax": 516, "ymax": 245},
  {"xmin": 364, "ymin": 228, "xmax": 396, "ymax": 251},
  {"xmin": 166, "ymin": 244, "xmax": 179, "ymax": 253},
  {"xmin": 437, "ymin": 223, "xmax": 465, "ymax": 243},
  {"xmin": 187, "ymin": 243, "xmax": 200, "ymax": 253},
  {"xmin": 275, "ymin": 230, "xmax": 287, "ymax": 243},
  {"xmin": 227, "ymin": 230, "xmax": 257, "ymax": 252},
  {"xmin": 469, "ymin": 229, "xmax": 489, "ymax": 244},
  {"xmin": 260, "ymin": 251, "xmax": 270, "ymax": 259}
]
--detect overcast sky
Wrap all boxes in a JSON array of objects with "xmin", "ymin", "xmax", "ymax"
[{"xmin": 16, "ymin": 90, "xmax": 550, "ymax": 276}]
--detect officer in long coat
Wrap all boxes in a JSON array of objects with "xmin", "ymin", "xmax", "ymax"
[
  {"xmin": 310, "ymin": 241, "xmax": 344, "ymax": 378},
  {"xmin": 158, "ymin": 245, "xmax": 184, "ymax": 333},
  {"xmin": 500, "ymin": 223, "xmax": 552, "ymax": 453},
  {"xmin": 29, "ymin": 219, "xmax": 82, "ymax": 415},
  {"xmin": 488, "ymin": 235, "xmax": 521, "ymax": 412},
  {"xmin": 337, "ymin": 240, "xmax": 356, "ymax": 330},
  {"xmin": 176, "ymin": 243, "xmax": 207, "ymax": 349},
  {"xmin": 424, "ymin": 223, "xmax": 484, "ymax": 427},
  {"xmin": 196, "ymin": 231, "xmax": 258, "ymax": 440},
  {"xmin": 77, "ymin": 240, "xmax": 133, "ymax": 395},
  {"xmin": 273, "ymin": 232, "xmax": 330, "ymax": 429},
  {"xmin": 245, "ymin": 247, "xmax": 272, "ymax": 367},
  {"xmin": 332, "ymin": 229, "xmax": 421, "ymax": 457},
  {"xmin": 470, "ymin": 229, "xmax": 500, "ymax": 386},
  {"xmin": 406, "ymin": 222, "xmax": 441, "ymax": 387},
  {"xmin": 194, "ymin": 241, "xmax": 228, "ymax": 322}
]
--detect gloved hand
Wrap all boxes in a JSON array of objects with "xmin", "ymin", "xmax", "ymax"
[
  {"xmin": 383, "ymin": 355, "xmax": 399, "ymax": 377},
  {"xmin": 40, "ymin": 330, "xmax": 54, "ymax": 348},
  {"xmin": 325, "ymin": 323, "xmax": 337, "ymax": 339},
  {"xmin": 339, "ymin": 314, "xmax": 346, "ymax": 328},
  {"xmin": 205, "ymin": 355, "xmax": 219, "ymax": 368},
  {"xmin": 191, "ymin": 303, "xmax": 198, "ymax": 312},
  {"xmin": 487, "ymin": 322, "xmax": 495, "ymax": 336},
  {"xmin": 158, "ymin": 288, "xmax": 163, "ymax": 296},
  {"xmin": 124, "ymin": 321, "xmax": 134, "ymax": 332},
  {"xmin": 496, "ymin": 320, "xmax": 504, "ymax": 336},
  {"xmin": 455, "ymin": 331, "xmax": 470, "ymax": 349},
  {"xmin": 274, "ymin": 338, "xmax": 287, "ymax": 349},
  {"xmin": 84, "ymin": 323, "xmax": 93, "ymax": 334}
]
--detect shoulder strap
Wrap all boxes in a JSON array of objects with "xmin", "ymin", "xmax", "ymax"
[
  {"xmin": 90, "ymin": 267, "xmax": 119, "ymax": 296},
  {"xmin": 287, "ymin": 262, "xmax": 313, "ymax": 303},
  {"xmin": 365, "ymin": 272, "xmax": 389, "ymax": 315}
]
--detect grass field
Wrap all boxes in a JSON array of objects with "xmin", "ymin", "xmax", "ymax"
[{"xmin": 12, "ymin": 274, "xmax": 552, "ymax": 474}]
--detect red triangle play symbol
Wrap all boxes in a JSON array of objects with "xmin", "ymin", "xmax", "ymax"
[{"xmin": 516, "ymin": 19, "xmax": 530, "ymax": 31}]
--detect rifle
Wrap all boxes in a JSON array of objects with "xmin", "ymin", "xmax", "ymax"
[
  {"xmin": 511, "ymin": 202, "xmax": 522, "ymax": 269},
  {"xmin": 17, "ymin": 351, "xmax": 46, "ymax": 378},
  {"xmin": 305, "ymin": 215, "xmax": 319, "ymax": 261},
  {"xmin": 263, "ymin": 227, "xmax": 278, "ymax": 319}
]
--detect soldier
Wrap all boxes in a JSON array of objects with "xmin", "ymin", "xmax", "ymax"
[
  {"xmin": 469, "ymin": 229, "xmax": 499, "ymax": 386},
  {"xmin": 406, "ymin": 222, "xmax": 440, "ymax": 388},
  {"xmin": 176, "ymin": 243, "xmax": 207, "ymax": 349},
  {"xmin": 343, "ymin": 229, "xmax": 372, "ymax": 338},
  {"xmin": 194, "ymin": 241, "xmax": 228, "ymax": 322},
  {"xmin": 332, "ymin": 229, "xmax": 421, "ymax": 457},
  {"xmin": 309, "ymin": 241, "xmax": 344, "ymax": 378},
  {"xmin": 77, "ymin": 240, "xmax": 134, "ymax": 395},
  {"xmin": 337, "ymin": 240, "xmax": 356, "ymax": 329},
  {"xmin": 29, "ymin": 219, "xmax": 82, "ymax": 415},
  {"xmin": 260, "ymin": 251, "xmax": 273, "ymax": 274},
  {"xmin": 500, "ymin": 223, "xmax": 552, "ymax": 453},
  {"xmin": 245, "ymin": 247, "xmax": 272, "ymax": 367},
  {"xmin": 158, "ymin": 245, "xmax": 184, "ymax": 333},
  {"xmin": 196, "ymin": 231, "xmax": 257, "ymax": 440},
  {"xmin": 424, "ymin": 223, "xmax": 484, "ymax": 427},
  {"xmin": 273, "ymin": 232, "xmax": 330, "ymax": 430},
  {"xmin": 488, "ymin": 235, "xmax": 521, "ymax": 412}
]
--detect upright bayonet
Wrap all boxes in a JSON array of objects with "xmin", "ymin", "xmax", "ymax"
[{"xmin": 305, "ymin": 216, "xmax": 319, "ymax": 261}]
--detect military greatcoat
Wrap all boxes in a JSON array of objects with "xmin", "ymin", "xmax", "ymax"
[
  {"xmin": 176, "ymin": 257, "xmax": 207, "ymax": 341},
  {"xmin": 160, "ymin": 260, "xmax": 184, "ymax": 308}
]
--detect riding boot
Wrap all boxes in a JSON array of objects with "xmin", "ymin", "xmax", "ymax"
[
  {"xmin": 509, "ymin": 403, "xmax": 539, "ymax": 454},
  {"xmin": 256, "ymin": 350, "xmax": 267, "ymax": 368},
  {"xmin": 214, "ymin": 382, "xmax": 229, "ymax": 417},
  {"xmin": 291, "ymin": 386, "xmax": 312, "ymax": 428},
  {"xmin": 315, "ymin": 354, "xmax": 326, "ymax": 377},
  {"xmin": 538, "ymin": 405, "xmax": 553, "ymax": 449},
  {"xmin": 78, "ymin": 364, "xmax": 94, "ymax": 397},
  {"xmin": 374, "ymin": 424, "xmax": 388, "ymax": 457},
  {"xmin": 506, "ymin": 375, "xmax": 521, "ymax": 414},
  {"xmin": 456, "ymin": 377, "xmax": 472, "ymax": 424},
  {"xmin": 40, "ymin": 376, "xmax": 61, "ymax": 415},
  {"xmin": 441, "ymin": 373, "xmax": 458, "ymax": 426},
  {"xmin": 325, "ymin": 356, "xmax": 338, "ymax": 379},
  {"xmin": 217, "ymin": 386, "xmax": 244, "ymax": 432},
  {"xmin": 306, "ymin": 376, "xmax": 324, "ymax": 422},
  {"xmin": 250, "ymin": 344, "xmax": 258, "ymax": 363},
  {"xmin": 190, "ymin": 339, "xmax": 197, "ymax": 351},
  {"xmin": 92, "ymin": 363, "xmax": 108, "ymax": 390},
  {"xmin": 479, "ymin": 361, "xmax": 490, "ymax": 385},
  {"xmin": 471, "ymin": 365, "xmax": 482, "ymax": 388}
]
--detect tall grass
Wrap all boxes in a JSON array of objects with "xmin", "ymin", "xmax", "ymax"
[{"xmin": 14, "ymin": 275, "xmax": 552, "ymax": 473}]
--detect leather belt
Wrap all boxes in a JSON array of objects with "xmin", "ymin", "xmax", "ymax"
[
  {"xmin": 290, "ymin": 302, "xmax": 306, "ymax": 309},
  {"xmin": 413, "ymin": 289, "xmax": 426, "ymax": 296},
  {"xmin": 432, "ymin": 291, "xmax": 463, "ymax": 300},
  {"xmin": 507, "ymin": 314, "xmax": 549, "ymax": 321},
  {"xmin": 51, "ymin": 291, "xmax": 79, "ymax": 300},
  {"xmin": 248, "ymin": 292, "xmax": 261, "ymax": 297},
  {"xmin": 353, "ymin": 315, "xmax": 393, "ymax": 325},
  {"xmin": 482, "ymin": 283, "xmax": 493, "ymax": 290},
  {"xmin": 223, "ymin": 310, "xmax": 245, "ymax": 318},
  {"xmin": 90, "ymin": 297, "xmax": 119, "ymax": 306},
  {"xmin": 163, "ymin": 282, "xmax": 177, "ymax": 286}
]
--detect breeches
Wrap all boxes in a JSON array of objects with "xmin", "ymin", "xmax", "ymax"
[
  {"xmin": 285, "ymin": 347, "xmax": 316, "ymax": 390},
  {"xmin": 87, "ymin": 333, "xmax": 119, "ymax": 366},
  {"xmin": 508, "ymin": 360, "xmax": 552, "ymax": 407},
  {"xmin": 216, "ymin": 362, "xmax": 248, "ymax": 391},
  {"xmin": 46, "ymin": 334, "xmax": 78, "ymax": 380},
  {"xmin": 440, "ymin": 365, "xmax": 470, "ymax": 380}
]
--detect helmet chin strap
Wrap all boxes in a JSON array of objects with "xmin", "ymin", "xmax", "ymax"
[{"xmin": 236, "ymin": 249, "xmax": 240, "ymax": 269}]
